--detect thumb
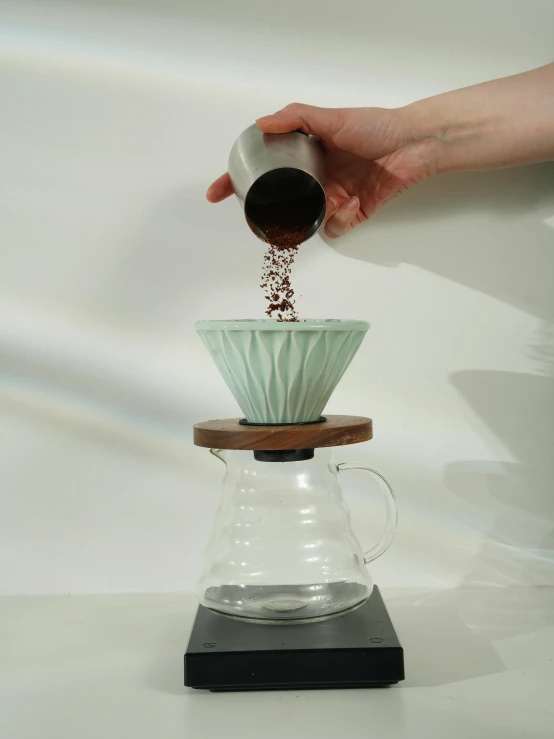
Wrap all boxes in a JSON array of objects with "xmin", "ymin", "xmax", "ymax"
[{"xmin": 256, "ymin": 103, "xmax": 343, "ymax": 138}]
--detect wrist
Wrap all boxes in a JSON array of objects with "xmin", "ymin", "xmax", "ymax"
[
  {"xmin": 398, "ymin": 64, "xmax": 554, "ymax": 173},
  {"xmin": 398, "ymin": 98, "xmax": 502, "ymax": 175}
]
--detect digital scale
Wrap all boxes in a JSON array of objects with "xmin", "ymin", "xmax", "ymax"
[{"xmin": 185, "ymin": 586, "xmax": 404, "ymax": 691}]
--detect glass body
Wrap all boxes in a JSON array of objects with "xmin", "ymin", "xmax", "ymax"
[{"xmin": 198, "ymin": 448, "xmax": 397, "ymax": 624}]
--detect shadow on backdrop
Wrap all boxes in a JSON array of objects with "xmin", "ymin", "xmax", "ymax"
[
  {"xmin": 328, "ymin": 164, "xmax": 554, "ymax": 588},
  {"xmin": 388, "ymin": 586, "xmax": 554, "ymax": 688},
  {"xmin": 329, "ymin": 165, "xmax": 554, "ymax": 318},
  {"xmin": 445, "ymin": 369, "xmax": 554, "ymax": 587}
]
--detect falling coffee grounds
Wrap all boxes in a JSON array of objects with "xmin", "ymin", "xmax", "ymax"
[
  {"xmin": 253, "ymin": 192, "xmax": 323, "ymax": 321},
  {"xmin": 260, "ymin": 244, "xmax": 299, "ymax": 322}
]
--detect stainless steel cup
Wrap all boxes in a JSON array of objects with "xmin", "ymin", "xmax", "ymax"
[{"xmin": 228, "ymin": 123, "xmax": 326, "ymax": 245}]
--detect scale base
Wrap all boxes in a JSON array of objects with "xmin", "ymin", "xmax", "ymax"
[{"xmin": 184, "ymin": 586, "xmax": 404, "ymax": 692}]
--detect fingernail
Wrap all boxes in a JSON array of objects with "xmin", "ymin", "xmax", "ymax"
[{"xmin": 256, "ymin": 111, "xmax": 280, "ymax": 123}]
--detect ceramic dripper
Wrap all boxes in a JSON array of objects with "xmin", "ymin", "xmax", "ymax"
[{"xmin": 195, "ymin": 319, "xmax": 369, "ymax": 425}]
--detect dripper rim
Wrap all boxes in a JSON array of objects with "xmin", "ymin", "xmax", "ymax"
[{"xmin": 195, "ymin": 319, "xmax": 370, "ymax": 332}]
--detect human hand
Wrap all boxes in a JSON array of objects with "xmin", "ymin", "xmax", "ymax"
[
  {"xmin": 208, "ymin": 66, "xmax": 554, "ymax": 239},
  {"xmin": 206, "ymin": 103, "xmax": 440, "ymax": 238}
]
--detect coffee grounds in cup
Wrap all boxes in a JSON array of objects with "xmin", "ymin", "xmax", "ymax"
[{"xmin": 247, "ymin": 191, "xmax": 320, "ymax": 250}]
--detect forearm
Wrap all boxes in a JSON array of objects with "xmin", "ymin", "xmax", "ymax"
[{"xmin": 402, "ymin": 63, "xmax": 554, "ymax": 174}]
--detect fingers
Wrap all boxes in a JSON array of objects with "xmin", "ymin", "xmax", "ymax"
[
  {"xmin": 325, "ymin": 197, "xmax": 339, "ymax": 223},
  {"xmin": 206, "ymin": 172, "xmax": 234, "ymax": 203},
  {"xmin": 257, "ymin": 103, "xmax": 343, "ymax": 138},
  {"xmin": 324, "ymin": 196, "xmax": 360, "ymax": 239}
]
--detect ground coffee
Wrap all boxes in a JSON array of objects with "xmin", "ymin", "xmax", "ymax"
[
  {"xmin": 253, "ymin": 192, "xmax": 322, "ymax": 321},
  {"xmin": 260, "ymin": 244, "xmax": 299, "ymax": 322}
]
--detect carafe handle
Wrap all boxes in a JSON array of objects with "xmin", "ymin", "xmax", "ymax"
[
  {"xmin": 210, "ymin": 448, "xmax": 227, "ymax": 465},
  {"xmin": 337, "ymin": 463, "xmax": 397, "ymax": 564}
]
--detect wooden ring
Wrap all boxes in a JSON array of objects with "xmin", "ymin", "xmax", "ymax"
[{"xmin": 193, "ymin": 415, "xmax": 372, "ymax": 450}]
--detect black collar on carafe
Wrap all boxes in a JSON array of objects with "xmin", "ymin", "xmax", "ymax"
[{"xmin": 254, "ymin": 449, "xmax": 315, "ymax": 462}]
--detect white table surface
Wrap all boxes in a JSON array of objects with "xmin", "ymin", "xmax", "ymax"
[{"xmin": 1, "ymin": 588, "xmax": 553, "ymax": 739}]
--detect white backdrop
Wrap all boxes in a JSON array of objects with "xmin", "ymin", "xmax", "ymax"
[{"xmin": 1, "ymin": 0, "xmax": 553, "ymax": 595}]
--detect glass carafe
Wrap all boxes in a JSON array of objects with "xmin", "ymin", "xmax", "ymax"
[{"xmin": 198, "ymin": 448, "xmax": 397, "ymax": 624}]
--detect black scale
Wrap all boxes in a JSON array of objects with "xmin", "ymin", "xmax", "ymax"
[{"xmin": 184, "ymin": 586, "xmax": 404, "ymax": 691}]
